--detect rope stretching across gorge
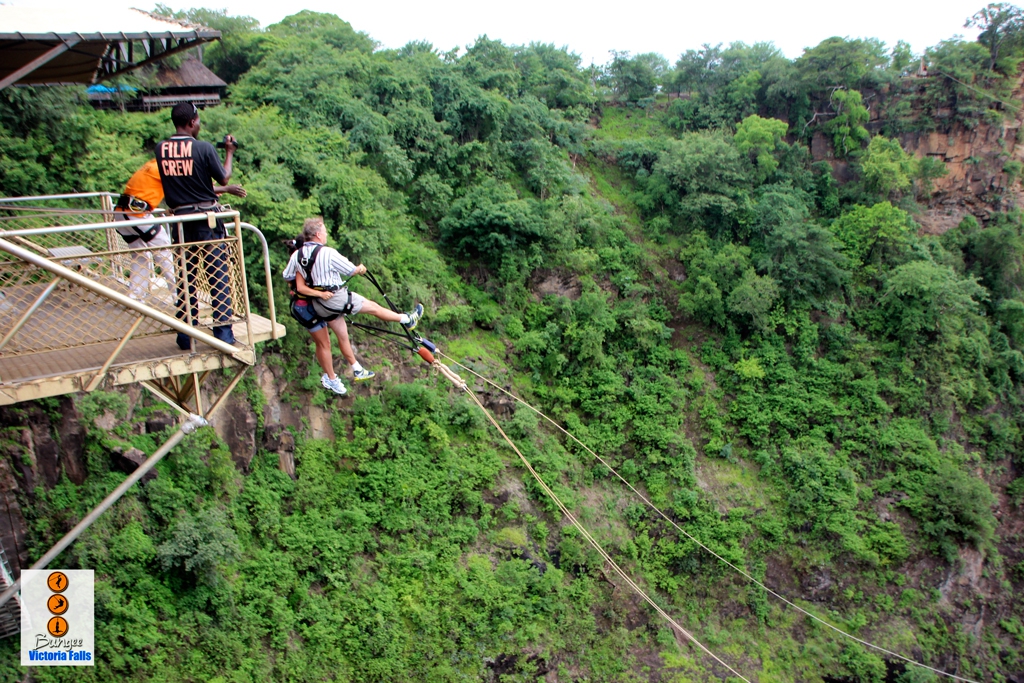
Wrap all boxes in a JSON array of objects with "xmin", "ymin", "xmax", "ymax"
[
  {"xmin": 441, "ymin": 365, "xmax": 751, "ymax": 681},
  {"xmin": 437, "ymin": 352, "xmax": 980, "ymax": 683}
]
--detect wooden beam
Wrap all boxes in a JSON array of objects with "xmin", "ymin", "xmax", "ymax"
[{"xmin": 97, "ymin": 36, "xmax": 212, "ymax": 82}]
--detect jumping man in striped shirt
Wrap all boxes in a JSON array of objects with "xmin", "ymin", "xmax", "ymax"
[{"xmin": 283, "ymin": 217, "xmax": 424, "ymax": 395}]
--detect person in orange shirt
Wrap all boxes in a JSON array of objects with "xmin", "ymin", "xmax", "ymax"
[
  {"xmin": 115, "ymin": 159, "xmax": 244, "ymax": 301},
  {"xmin": 115, "ymin": 159, "xmax": 175, "ymax": 301}
]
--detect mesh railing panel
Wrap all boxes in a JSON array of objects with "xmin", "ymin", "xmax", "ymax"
[
  {"xmin": 0, "ymin": 272, "xmax": 168, "ymax": 355},
  {"xmin": 0, "ymin": 205, "xmax": 251, "ymax": 359},
  {"xmin": 170, "ymin": 235, "xmax": 248, "ymax": 329},
  {"xmin": 0, "ymin": 196, "xmax": 120, "ymax": 262}
]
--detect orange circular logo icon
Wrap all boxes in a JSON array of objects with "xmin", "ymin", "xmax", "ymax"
[
  {"xmin": 47, "ymin": 594, "xmax": 69, "ymax": 615},
  {"xmin": 46, "ymin": 571, "xmax": 68, "ymax": 593},
  {"xmin": 46, "ymin": 616, "xmax": 68, "ymax": 637}
]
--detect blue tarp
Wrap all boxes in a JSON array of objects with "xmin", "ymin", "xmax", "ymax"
[{"xmin": 85, "ymin": 84, "xmax": 136, "ymax": 93}]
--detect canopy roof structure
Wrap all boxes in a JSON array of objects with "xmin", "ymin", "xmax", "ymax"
[{"xmin": 0, "ymin": 6, "xmax": 220, "ymax": 90}]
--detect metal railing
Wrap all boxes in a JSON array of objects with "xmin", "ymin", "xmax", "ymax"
[
  {"xmin": 0, "ymin": 192, "xmax": 122, "ymax": 235},
  {"xmin": 0, "ymin": 193, "xmax": 279, "ymax": 373},
  {"xmin": 0, "ymin": 543, "xmax": 20, "ymax": 638}
]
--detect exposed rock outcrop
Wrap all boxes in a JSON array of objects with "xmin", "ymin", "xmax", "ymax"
[
  {"xmin": 263, "ymin": 424, "xmax": 296, "ymax": 479},
  {"xmin": 812, "ymin": 70, "xmax": 1024, "ymax": 233},
  {"xmin": 0, "ymin": 450, "xmax": 27, "ymax": 575},
  {"xmin": 256, "ymin": 364, "xmax": 334, "ymax": 443},
  {"xmin": 0, "ymin": 397, "xmax": 87, "ymax": 492},
  {"xmin": 145, "ymin": 411, "xmax": 176, "ymax": 435},
  {"xmin": 530, "ymin": 268, "xmax": 582, "ymax": 301},
  {"xmin": 210, "ymin": 391, "xmax": 259, "ymax": 472},
  {"xmin": 0, "ymin": 396, "xmax": 89, "ymax": 577},
  {"xmin": 112, "ymin": 445, "xmax": 157, "ymax": 483}
]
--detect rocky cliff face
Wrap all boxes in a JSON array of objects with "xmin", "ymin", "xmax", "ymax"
[
  {"xmin": 0, "ymin": 397, "xmax": 87, "ymax": 575},
  {"xmin": 0, "ymin": 331, "xmax": 448, "ymax": 578},
  {"xmin": 812, "ymin": 71, "xmax": 1024, "ymax": 234},
  {"xmin": 0, "ymin": 360, "xmax": 335, "ymax": 579}
]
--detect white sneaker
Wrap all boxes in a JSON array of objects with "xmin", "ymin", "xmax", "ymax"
[
  {"xmin": 321, "ymin": 373, "xmax": 347, "ymax": 395},
  {"xmin": 402, "ymin": 303, "xmax": 424, "ymax": 331},
  {"xmin": 352, "ymin": 367, "xmax": 376, "ymax": 382}
]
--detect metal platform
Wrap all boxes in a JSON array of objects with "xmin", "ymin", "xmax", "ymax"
[
  {"xmin": 0, "ymin": 192, "xmax": 283, "ymax": 413},
  {"xmin": 0, "ymin": 314, "xmax": 283, "ymax": 405},
  {"xmin": 0, "ymin": 193, "xmax": 284, "ymax": 634}
]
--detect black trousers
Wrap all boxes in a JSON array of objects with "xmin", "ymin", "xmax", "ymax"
[{"xmin": 172, "ymin": 215, "xmax": 234, "ymax": 326}]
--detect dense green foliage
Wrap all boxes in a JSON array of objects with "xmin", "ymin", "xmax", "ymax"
[{"xmin": 1, "ymin": 5, "xmax": 1023, "ymax": 681}]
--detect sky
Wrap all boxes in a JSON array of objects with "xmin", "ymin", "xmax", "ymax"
[{"xmin": 23, "ymin": 0, "xmax": 987, "ymax": 65}]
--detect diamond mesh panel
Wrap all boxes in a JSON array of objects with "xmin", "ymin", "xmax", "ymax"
[
  {"xmin": 174, "ymin": 236, "xmax": 247, "ymax": 328},
  {"xmin": 0, "ymin": 195, "xmax": 123, "ymax": 266},
  {"xmin": 0, "ymin": 199, "xmax": 251, "ymax": 359}
]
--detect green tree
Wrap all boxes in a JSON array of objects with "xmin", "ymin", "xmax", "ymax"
[
  {"xmin": 755, "ymin": 191, "xmax": 849, "ymax": 307},
  {"xmin": 733, "ymin": 114, "xmax": 789, "ymax": 180},
  {"xmin": 830, "ymin": 201, "xmax": 917, "ymax": 270},
  {"xmin": 881, "ymin": 260, "xmax": 987, "ymax": 343},
  {"xmin": 514, "ymin": 43, "xmax": 595, "ymax": 109},
  {"xmin": 670, "ymin": 43, "xmax": 723, "ymax": 97},
  {"xmin": 645, "ymin": 131, "xmax": 751, "ymax": 236},
  {"xmin": 157, "ymin": 508, "xmax": 241, "ymax": 581},
  {"xmin": 812, "ymin": 161, "xmax": 841, "ymax": 217},
  {"xmin": 462, "ymin": 36, "xmax": 521, "ymax": 97},
  {"xmin": 966, "ymin": 2, "xmax": 1024, "ymax": 70},
  {"xmin": 727, "ymin": 268, "xmax": 780, "ymax": 332},
  {"xmin": 667, "ymin": 42, "xmax": 790, "ymax": 130},
  {"xmin": 153, "ymin": 4, "xmax": 262, "ymax": 82},
  {"xmin": 607, "ymin": 51, "xmax": 668, "ymax": 103},
  {"xmin": 860, "ymin": 135, "xmax": 916, "ymax": 198},
  {"xmin": 794, "ymin": 36, "xmax": 891, "ymax": 92},
  {"xmin": 678, "ymin": 233, "xmax": 753, "ymax": 326},
  {"xmin": 963, "ymin": 211, "xmax": 1024, "ymax": 303},
  {"xmin": 267, "ymin": 10, "xmax": 376, "ymax": 53},
  {"xmin": 438, "ymin": 179, "xmax": 548, "ymax": 268},
  {"xmin": 916, "ymin": 155, "xmax": 949, "ymax": 196},
  {"xmin": 890, "ymin": 40, "xmax": 916, "ymax": 75},
  {"xmin": 919, "ymin": 38, "xmax": 1015, "ymax": 128},
  {"xmin": 826, "ymin": 88, "xmax": 871, "ymax": 158}
]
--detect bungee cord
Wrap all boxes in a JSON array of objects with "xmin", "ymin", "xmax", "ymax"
[
  {"xmin": 436, "ymin": 351, "xmax": 980, "ymax": 683},
  {"xmin": 343, "ymin": 270, "xmax": 978, "ymax": 682},
  {"xmin": 459, "ymin": 382, "xmax": 751, "ymax": 682}
]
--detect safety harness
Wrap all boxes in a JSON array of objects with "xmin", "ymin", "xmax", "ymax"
[
  {"xmin": 114, "ymin": 194, "xmax": 162, "ymax": 244},
  {"xmin": 289, "ymin": 244, "xmax": 355, "ymax": 327},
  {"xmin": 287, "ymin": 247, "xmax": 437, "ymax": 360}
]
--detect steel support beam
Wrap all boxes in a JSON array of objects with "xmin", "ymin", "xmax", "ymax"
[
  {"xmin": 0, "ymin": 38, "xmax": 81, "ymax": 90},
  {"xmin": 0, "ymin": 366, "xmax": 248, "ymax": 608},
  {"xmin": 139, "ymin": 380, "xmax": 191, "ymax": 418},
  {"xmin": 84, "ymin": 316, "xmax": 145, "ymax": 392}
]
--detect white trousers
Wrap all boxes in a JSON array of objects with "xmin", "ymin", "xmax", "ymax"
[{"xmin": 118, "ymin": 216, "xmax": 175, "ymax": 300}]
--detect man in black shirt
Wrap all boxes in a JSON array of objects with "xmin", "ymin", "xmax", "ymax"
[{"xmin": 156, "ymin": 102, "xmax": 243, "ymax": 349}]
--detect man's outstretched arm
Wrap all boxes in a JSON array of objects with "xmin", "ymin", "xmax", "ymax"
[{"xmin": 215, "ymin": 184, "xmax": 246, "ymax": 198}]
